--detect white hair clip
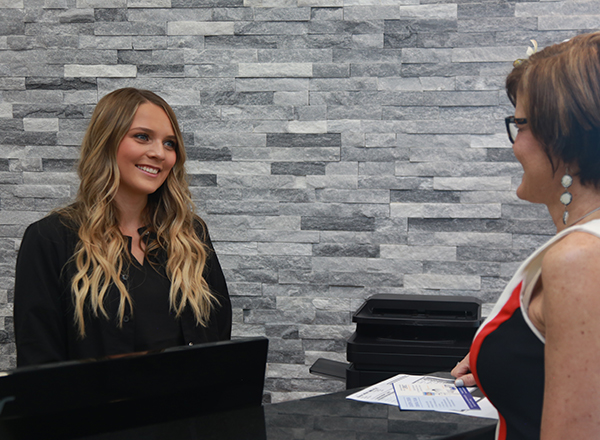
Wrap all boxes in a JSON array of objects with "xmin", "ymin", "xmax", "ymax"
[
  {"xmin": 526, "ymin": 40, "xmax": 538, "ymax": 57},
  {"xmin": 514, "ymin": 39, "xmax": 538, "ymax": 67}
]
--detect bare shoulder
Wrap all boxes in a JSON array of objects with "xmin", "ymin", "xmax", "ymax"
[
  {"xmin": 543, "ymin": 230, "xmax": 600, "ymax": 275},
  {"xmin": 541, "ymin": 230, "xmax": 600, "ymax": 317}
]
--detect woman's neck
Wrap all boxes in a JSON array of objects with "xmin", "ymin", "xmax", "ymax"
[
  {"xmin": 113, "ymin": 192, "xmax": 147, "ymax": 236},
  {"xmin": 113, "ymin": 193, "xmax": 148, "ymax": 265}
]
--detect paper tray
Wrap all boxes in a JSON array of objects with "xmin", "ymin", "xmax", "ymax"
[{"xmin": 353, "ymin": 294, "xmax": 481, "ymax": 328}]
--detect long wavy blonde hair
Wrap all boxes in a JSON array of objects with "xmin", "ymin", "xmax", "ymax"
[{"xmin": 59, "ymin": 87, "xmax": 216, "ymax": 337}]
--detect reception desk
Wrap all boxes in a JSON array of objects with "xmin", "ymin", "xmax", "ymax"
[
  {"xmin": 1, "ymin": 388, "xmax": 496, "ymax": 440},
  {"xmin": 0, "ymin": 339, "xmax": 495, "ymax": 440}
]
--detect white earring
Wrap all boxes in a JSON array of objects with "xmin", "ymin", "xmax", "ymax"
[{"xmin": 560, "ymin": 169, "xmax": 573, "ymax": 225}]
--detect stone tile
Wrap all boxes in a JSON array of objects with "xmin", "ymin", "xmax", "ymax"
[
  {"xmin": 0, "ymin": 2, "xmax": 24, "ymax": 12},
  {"xmin": 13, "ymin": 184, "xmax": 70, "ymax": 198},
  {"xmin": 458, "ymin": 17, "xmax": 537, "ymax": 33},
  {"xmin": 460, "ymin": 190, "xmax": 520, "ymax": 205},
  {"xmin": 391, "ymin": 189, "xmax": 459, "ymax": 203},
  {"xmin": 385, "ymin": 18, "xmax": 457, "ymax": 35},
  {"xmin": 315, "ymin": 188, "xmax": 388, "ymax": 203},
  {"xmin": 458, "ymin": 1, "xmax": 514, "ymax": 18},
  {"xmin": 424, "ymin": 261, "xmax": 500, "ymax": 277},
  {"xmin": 238, "ymin": 62, "xmax": 312, "ymax": 78},
  {"xmin": 394, "ymin": 161, "xmax": 521, "ymax": 177},
  {"xmin": 456, "ymin": 246, "xmax": 533, "ymax": 263},
  {"xmin": 539, "ymin": 15, "xmax": 600, "ymax": 31},
  {"xmin": 63, "ymin": 64, "xmax": 136, "ymax": 77},
  {"xmin": 343, "ymin": 6, "xmax": 401, "ymax": 21},
  {"xmin": 398, "ymin": 4, "xmax": 457, "ymax": 19},
  {"xmin": 433, "ymin": 176, "xmax": 512, "ymax": 191},
  {"xmin": 310, "ymin": 7, "xmax": 342, "ymax": 21},
  {"xmin": 301, "ymin": 216, "xmax": 375, "ymax": 231},
  {"xmin": 404, "ymin": 274, "xmax": 480, "ymax": 290},
  {"xmin": 10, "ymin": 158, "xmax": 41, "ymax": 172},
  {"xmin": 236, "ymin": 21, "xmax": 308, "ymax": 36},
  {"xmin": 391, "ymin": 202, "xmax": 501, "ymax": 219},
  {"xmin": 271, "ymin": 162, "xmax": 326, "ymax": 176},
  {"xmin": 128, "ymin": 0, "xmax": 171, "ymax": 7},
  {"xmin": 409, "ymin": 231, "xmax": 511, "ymax": 248},
  {"xmin": 313, "ymin": 243, "xmax": 379, "ymax": 258},
  {"xmin": 298, "ymin": 0, "xmax": 342, "ymax": 6},
  {"xmin": 351, "ymin": 33, "xmax": 384, "ymax": 49},
  {"xmin": 172, "ymin": 0, "xmax": 242, "ymax": 8},
  {"xmin": 94, "ymin": 8, "xmax": 127, "ymax": 21},
  {"xmin": 452, "ymin": 46, "xmax": 526, "ymax": 63},
  {"xmin": 417, "ymin": 31, "xmax": 494, "ymax": 49},
  {"xmin": 401, "ymin": 62, "xmax": 478, "ymax": 77},
  {"xmin": 23, "ymin": 118, "xmax": 59, "ymax": 131},
  {"xmin": 267, "ymin": 133, "xmax": 341, "ymax": 148},
  {"xmin": 77, "ymin": 0, "xmax": 125, "ymax": 6},
  {"xmin": 332, "ymin": 48, "xmax": 402, "ymax": 63},
  {"xmin": 0, "ymin": 132, "xmax": 57, "ymax": 146},
  {"xmin": 516, "ymin": 2, "xmax": 600, "ymax": 18},
  {"xmin": 236, "ymin": 78, "xmax": 308, "ymax": 91},
  {"xmin": 168, "ymin": 21, "xmax": 234, "ymax": 36}
]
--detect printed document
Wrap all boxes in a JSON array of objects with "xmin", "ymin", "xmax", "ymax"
[{"xmin": 346, "ymin": 373, "xmax": 498, "ymax": 419}]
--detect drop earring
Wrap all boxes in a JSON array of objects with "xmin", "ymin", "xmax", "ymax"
[{"xmin": 560, "ymin": 168, "xmax": 573, "ymax": 225}]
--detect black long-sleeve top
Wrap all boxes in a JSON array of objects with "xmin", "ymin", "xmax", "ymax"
[{"xmin": 14, "ymin": 213, "xmax": 231, "ymax": 367}]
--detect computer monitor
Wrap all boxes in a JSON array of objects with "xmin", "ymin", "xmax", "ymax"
[{"xmin": 0, "ymin": 337, "xmax": 268, "ymax": 439}]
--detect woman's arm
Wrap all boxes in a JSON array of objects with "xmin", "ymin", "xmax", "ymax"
[
  {"xmin": 196, "ymin": 220, "xmax": 232, "ymax": 341},
  {"xmin": 539, "ymin": 231, "xmax": 600, "ymax": 439},
  {"xmin": 14, "ymin": 217, "xmax": 72, "ymax": 367}
]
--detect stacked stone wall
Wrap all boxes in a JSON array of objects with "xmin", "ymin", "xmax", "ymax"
[{"xmin": 0, "ymin": 0, "xmax": 597, "ymax": 402}]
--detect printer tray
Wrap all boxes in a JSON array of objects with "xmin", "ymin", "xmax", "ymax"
[
  {"xmin": 352, "ymin": 324, "xmax": 477, "ymax": 350},
  {"xmin": 351, "ymin": 352, "xmax": 465, "ymax": 371},
  {"xmin": 353, "ymin": 294, "xmax": 481, "ymax": 328},
  {"xmin": 347, "ymin": 332, "xmax": 471, "ymax": 370},
  {"xmin": 347, "ymin": 332, "xmax": 471, "ymax": 357}
]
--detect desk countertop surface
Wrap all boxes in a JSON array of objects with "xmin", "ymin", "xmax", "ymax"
[
  {"xmin": 264, "ymin": 388, "xmax": 496, "ymax": 440},
  {"xmin": 54, "ymin": 388, "xmax": 496, "ymax": 440}
]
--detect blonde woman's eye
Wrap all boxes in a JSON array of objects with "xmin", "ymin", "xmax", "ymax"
[
  {"xmin": 164, "ymin": 140, "xmax": 176, "ymax": 150},
  {"xmin": 135, "ymin": 133, "xmax": 149, "ymax": 141}
]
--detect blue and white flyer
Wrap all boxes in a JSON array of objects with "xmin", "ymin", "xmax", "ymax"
[
  {"xmin": 393, "ymin": 380, "xmax": 480, "ymax": 411},
  {"xmin": 346, "ymin": 373, "xmax": 498, "ymax": 419}
]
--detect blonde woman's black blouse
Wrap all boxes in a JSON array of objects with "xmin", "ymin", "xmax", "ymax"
[{"xmin": 14, "ymin": 213, "xmax": 232, "ymax": 367}]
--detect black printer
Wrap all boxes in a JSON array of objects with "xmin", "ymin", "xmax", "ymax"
[{"xmin": 311, "ymin": 294, "xmax": 482, "ymax": 389}]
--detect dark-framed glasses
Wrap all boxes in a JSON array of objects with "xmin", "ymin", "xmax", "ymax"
[{"xmin": 505, "ymin": 116, "xmax": 527, "ymax": 144}]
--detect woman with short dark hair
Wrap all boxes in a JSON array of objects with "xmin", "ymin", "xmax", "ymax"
[{"xmin": 453, "ymin": 32, "xmax": 600, "ymax": 439}]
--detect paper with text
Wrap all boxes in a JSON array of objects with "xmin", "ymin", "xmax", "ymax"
[
  {"xmin": 393, "ymin": 381, "xmax": 480, "ymax": 411},
  {"xmin": 346, "ymin": 373, "xmax": 498, "ymax": 419}
]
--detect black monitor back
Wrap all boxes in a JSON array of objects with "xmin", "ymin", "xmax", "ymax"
[{"xmin": 0, "ymin": 337, "xmax": 268, "ymax": 439}]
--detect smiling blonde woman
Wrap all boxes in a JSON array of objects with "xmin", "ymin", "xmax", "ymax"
[{"xmin": 14, "ymin": 88, "xmax": 231, "ymax": 366}]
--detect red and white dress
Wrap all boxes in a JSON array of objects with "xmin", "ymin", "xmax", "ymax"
[{"xmin": 470, "ymin": 219, "xmax": 600, "ymax": 440}]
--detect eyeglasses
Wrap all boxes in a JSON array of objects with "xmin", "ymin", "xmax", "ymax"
[{"xmin": 505, "ymin": 116, "xmax": 527, "ymax": 144}]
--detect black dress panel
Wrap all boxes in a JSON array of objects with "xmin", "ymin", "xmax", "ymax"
[
  {"xmin": 470, "ymin": 220, "xmax": 600, "ymax": 440},
  {"xmin": 14, "ymin": 213, "xmax": 231, "ymax": 367},
  {"xmin": 476, "ymin": 306, "xmax": 545, "ymax": 440}
]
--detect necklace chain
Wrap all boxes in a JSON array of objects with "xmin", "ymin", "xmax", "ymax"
[{"xmin": 567, "ymin": 205, "xmax": 600, "ymax": 227}]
